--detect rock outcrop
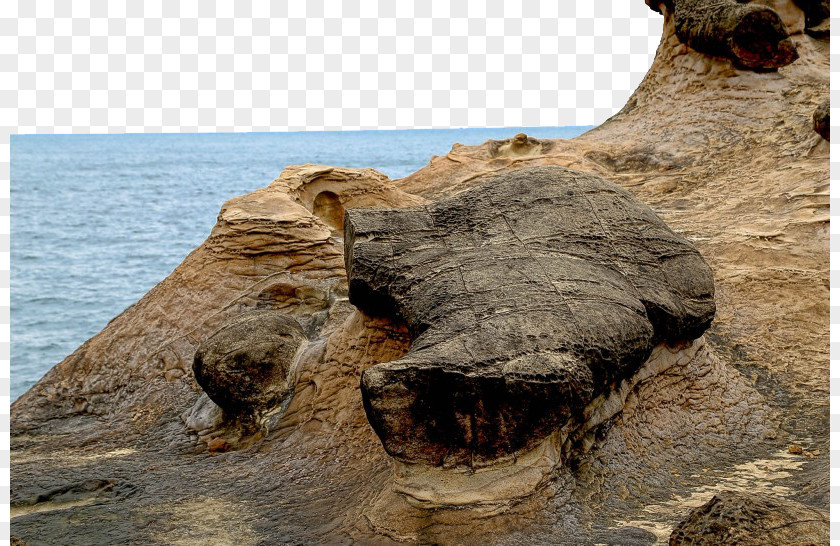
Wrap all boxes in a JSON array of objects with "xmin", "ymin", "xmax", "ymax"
[
  {"xmin": 488, "ymin": 133, "xmax": 554, "ymax": 158},
  {"xmin": 193, "ymin": 311, "xmax": 306, "ymax": 419},
  {"xmin": 185, "ymin": 310, "xmax": 310, "ymax": 450},
  {"xmin": 813, "ymin": 98, "xmax": 829, "ymax": 141},
  {"xmin": 669, "ymin": 491, "xmax": 829, "ymax": 545},
  {"xmin": 347, "ymin": 166, "xmax": 714, "ymax": 470},
  {"xmin": 650, "ymin": 0, "xmax": 799, "ymax": 70},
  {"xmin": 10, "ymin": 1, "xmax": 828, "ymax": 543},
  {"xmin": 10, "ymin": 164, "xmax": 423, "ymax": 429}
]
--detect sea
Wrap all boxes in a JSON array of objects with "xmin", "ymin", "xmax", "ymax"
[{"xmin": 11, "ymin": 126, "xmax": 590, "ymax": 401}]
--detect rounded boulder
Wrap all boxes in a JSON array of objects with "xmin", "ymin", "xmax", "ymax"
[{"xmin": 193, "ymin": 310, "xmax": 307, "ymax": 416}]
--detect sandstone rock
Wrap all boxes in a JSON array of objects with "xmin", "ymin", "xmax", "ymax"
[
  {"xmin": 813, "ymin": 99, "xmax": 829, "ymax": 141},
  {"xmin": 206, "ymin": 437, "xmax": 230, "ymax": 453},
  {"xmin": 669, "ymin": 491, "xmax": 829, "ymax": 545},
  {"xmin": 11, "ymin": 164, "xmax": 420, "ymax": 426},
  {"xmin": 346, "ymin": 165, "xmax": 715, "ymax": 467},
  {"xmin": 487, "ymin": 133, "xmax": 553, "ymax": 158},
  {"xmin": 193, "ymin": 310, "xmax": 307, "ymax": 418}
]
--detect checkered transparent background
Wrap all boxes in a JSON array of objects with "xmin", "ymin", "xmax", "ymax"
[{"xmin": 1, "ymin": 0, "xmax": 833, "ymax": 543}]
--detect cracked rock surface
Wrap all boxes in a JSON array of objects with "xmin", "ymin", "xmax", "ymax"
[
  {"xmin": 347, "ymin": 166, "xmax": 715, "ymax": 467},
  {"xmin": 669, "ymin": 490, "xmax": 829, "ymax": 545}
]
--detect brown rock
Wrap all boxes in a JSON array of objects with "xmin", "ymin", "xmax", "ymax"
[
  {"xmin": 669, "ymin": 491, "xmax": 829, "ymax": 545},
  {"xmin": 206, "ymin": 437, "xmax": 230, "ymax": 453},
  {"xmin": 649, "ymin": 0, "xmax": 799, "ymax": 70},
  {"xmin": 11, "ymin": 164, "xmax": 422, "ymax": 426},
  {"xmin": 9, "ymin": 3, "xmax": 828, "ymax": 544},
  {"xmin": 487, "ymin": 133, "xmax": 553, "ymax": 158},
  {"xmin": 193, "ymin": 310, "xmax": 307, "ymax": 418},
  {"xmin": 347, "ymin": 166, "xmax": 715, "ymax": 467},
  {"xmin": 813, "ymin": 99, "xmax": 829, "ymax": 141}
]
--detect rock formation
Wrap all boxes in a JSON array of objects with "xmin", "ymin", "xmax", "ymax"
[
  {"xmin": 813, "ymin": 98, "xmax": 829, "ymax": 140},
  {"xmin": 10, "ymin": 0, "xmax": 828, "ymax": 543},
  {"xmin": 647, "ymin": 0, "xmax": 799, "ymax": 70},
  {"xmin": 193, "ymin": 311, "xmax": 306, "ymax": 418},
  {"xmin": 487, "ymin": 133, "xmax": 554, "ymax": 158},
  {"xmin": 348, "ymin": 166, "xmax": 714, "ymax": 471},
  {"xmin": 185, "ymin": 310, "xmax": 308, "ymax": 449},
  {"xmin": 669, "ymin": 491, "xmax": 829, "ymax": 545}
]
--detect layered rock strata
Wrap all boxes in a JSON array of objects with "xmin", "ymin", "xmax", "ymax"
[{"xmin": 11, "ymin": 165, "xmax": 423, "ymax": 429}]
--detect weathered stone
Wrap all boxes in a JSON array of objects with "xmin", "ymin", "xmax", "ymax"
[
  {"xmin": 813, "ymin": 99, "xmax": 829, "ymax": 141},
  {"xmin": 193, "ymin": 310, "xmax": 307, "ymax": 417},
  {"xmin": 648, "ymin": 0, "xmax": 798, "ymax": 70},
  {"xmin": 346, "ymin": 165, "xmax": 715, "ymax": 467},
  {"xmin": 669, "ymin": 491, "xmax": 829, "ymax": 545},
  {"xmin": 487, "ymin": 133, "xmax": 554, "ymax": 158}
]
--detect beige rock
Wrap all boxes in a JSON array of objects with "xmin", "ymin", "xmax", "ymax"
[{"xmin": 12, "ymin": 165, "xmax": 422, "ymax": 427}]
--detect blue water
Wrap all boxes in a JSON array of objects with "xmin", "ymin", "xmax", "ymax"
[{"xmin": 11, "ymin": 127, "xmax": 590, "ymax": 401}]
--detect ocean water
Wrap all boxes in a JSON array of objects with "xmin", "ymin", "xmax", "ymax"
[{"xmin": 11, "ymin": 126, "xmax": 590, "ymax": 401}]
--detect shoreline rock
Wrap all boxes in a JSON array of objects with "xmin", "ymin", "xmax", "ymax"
[
  {"xmin": 348, "ymin": 166, "xmax": 715, "ymax": 469},
  {"xmin": 10, "ymin": 1, "xmax": 828, "ymax": 543}
]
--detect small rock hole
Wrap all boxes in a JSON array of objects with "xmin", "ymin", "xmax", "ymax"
[{"xmin": 312, "ymin": 191, "xmax": 345, "ymax": 232}]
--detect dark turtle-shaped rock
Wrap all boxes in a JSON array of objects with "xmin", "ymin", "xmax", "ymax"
[
  {"xmin": 345, "ymin": 165, "xmax": 715, "ymax": 468},
  {"xmin": 193, "ymin": 310, "xmax": 307, "ymax": 417}
]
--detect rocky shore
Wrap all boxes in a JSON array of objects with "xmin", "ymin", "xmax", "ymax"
[{"xmin": 11, "ymin": 1, "xmax": 829, "ymax": 544}]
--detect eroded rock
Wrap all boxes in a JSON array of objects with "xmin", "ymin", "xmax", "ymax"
[
  {"xmin": 669, "ymin": 490, "xmax": 829, "ymax": 545},
  {"xmin": 488, "ymin": 133, "xmax": 554, "ymax": 158},
  {"xmin": 193, "ymin": 310, "xmax": 307, "ymax": 418},
  {"xmin": 813, "ymin": 99, "xmax": 829, "ymax": 141},
  {"xmin": 346, "ymin": 165, "xmax": 715, "ymax": 469},
  {"xmin": 648, "ymin": 0, "xmax": 799, "ymax": 70},
  {"xmin": 277, "ymin": 164, "xmax": 428, "ymax": 234},
  {"xmin": 9, "ymin": 2, "xmax": 829, "ymax": 542}
]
